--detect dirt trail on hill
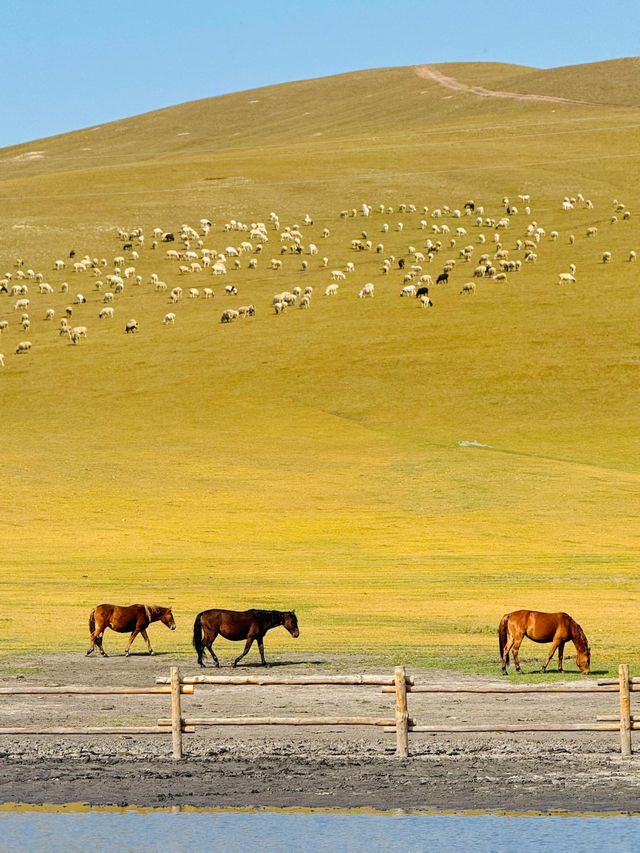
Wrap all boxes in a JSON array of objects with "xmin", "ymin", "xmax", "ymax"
[
  {"xmin": 415, "ymin": 65, "xmax": 592, "ymax": 106},
  {"xmin": 1, "ymin": 653, "xmax": 639, "ymax": 811}
]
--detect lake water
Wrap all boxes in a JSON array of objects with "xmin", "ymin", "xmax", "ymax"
[{"xmin": 1, "ymin": 809, "xmax": 638, "ymax": 852}]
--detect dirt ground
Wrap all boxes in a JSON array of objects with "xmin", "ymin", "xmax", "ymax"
[{"xmin": 1, "ymin": 652, "xmax": 639, "ymax": 812}]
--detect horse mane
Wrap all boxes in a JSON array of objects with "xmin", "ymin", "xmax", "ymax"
[
  {"xmin": 569, "ymin": 617, "xmax": 588, "ymax": 650},
  {"xmin": 145, "ymin": 604, "xmax": 168, "ymax": 619}
]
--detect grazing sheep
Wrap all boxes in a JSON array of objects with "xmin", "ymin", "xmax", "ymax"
[
  {"xmin": 212, "ymin": 262, "xmax": 227, "ymax": 275},
  {"xmin": 220, "ymin": 309, "xmax": 239, "ymax": 323},
  {"xmin": 21, "ymin": 318, "xmax": 30, "ymax": 332},
  {"xmin": 273, "ymin": 301, "xmax": 287, "ymax": 315},
  {"xmin": 493, "ymin": 272, "xmax": 508, "ymax": 281},
  {"xmin": 569, "ymin": 264, "xmax": 577, "ymax": 275},
  {"xmin": 188, "ymin": 288, "xmax": 200, "ymax": 299},
  {"xmin": 629, "ymin": 251, "xmax": 637, "ymax": 262},
  {"xmin": 99, "ymin": 307, "xmax": 115, "ymax": 319},
  {"xmin": 400, "ymin": 284, "xmax": 416, "ymax": 297},
  {"xmin": 65, "ymin": 306, "xmax": 74, "ymax": 317},
  {"xmin": 125, "ymin": 320, "xmax": 139, "ymax": 333},
  {"xmin": 170, "ymin": 287, "xmax": 183, "ymax": 303},
  {"xmin": 459, "ymin": 282, "xmax": 476, "ymax": 294},
  {"xmin": 14, "ymin": 298, "xmax": 29, "ymax": 311},
  {"xmin": 358, "ymin": 283, "xmax": 374, "ymax": 299},
  {"xmin": 299, "ymin": 296, "xmax": 311, "ymax": 309},
  {"xmin": 75, "ymin": 293, "xmax": 86, "ymax": 304},
  {"xmin": 586, "ymin": 226, "xmax": 598, "ymax": 237},
  {"xmin": 163, "ymin": 312, "xmax": 176, "ymax": 325},
  {"xmin": 331, "ymin": 270, "xmax": 346, "ymax": 281},
  {"xmin": 602, "ymin": 251, "xmax": 611, "ymax": 263},
  {"xmin": 45, "ymin": 308, "xmax": 55, "ymax": 320},
  {"xmin": 203, "ymin": 288, "xmax": 214, "ymax": 299},
  {"xmin": 103, "ymin": 292, "xmax": 114, "ymax": 303},
  {"xmin": 224, "ymin": 285, "xmax": 238, "ymax": 295},
  {"xmin": 68, "ymin": 330, "xmax": 81, "ymax": 345},
  {"xmin": 270, "ymin": 259, "xmax": 283, "ymax": 271},
  {"xmin": 558, "ymin": 273, "xmax": 576, "ymax": 284},
  {"xmin": 15, "ymin": 341, "xmax": 32, "ymax": 354},
  {"xmin": 237, "ymin": 305, "xmax": 255, "ymax": 317},
  {"xmin": 419, "ymin": 295, "xmax": 433, "ymax": 308},
  {"xmin": 435, "ymin": 272, "xmax": 449, "ymax": 285},
  {"xmin": 0, "ymin": 321, "xmax": 8, "ymax": 334},
  {"xmin": 325, "ymin": 284, "xmax": 339, "ymax": 296}
]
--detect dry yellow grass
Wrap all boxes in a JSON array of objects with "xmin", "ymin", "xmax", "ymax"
[{"xmin": 0, "ymin": 61, "xmax": 638, "ymax": 674}]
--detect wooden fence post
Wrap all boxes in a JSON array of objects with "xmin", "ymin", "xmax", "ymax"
[
  {"xmin": 394, "ymin": 666, "xmax": 409, "ymax": 758},
  {"xmin": 170, "ymin": 666, "xmax": 183, "ymax": 760},
  {"xmin": 619, "ymin": 663, "xmax": 632, "ymax": 758}
]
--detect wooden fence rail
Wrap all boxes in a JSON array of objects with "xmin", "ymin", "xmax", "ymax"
[
  {"xmin": 0, "ymin": 665, "xmax": 636, "ymax": 760},
  {"xmin": 155, "ymin": 663, "xmax": 636, "ymax": 759}
]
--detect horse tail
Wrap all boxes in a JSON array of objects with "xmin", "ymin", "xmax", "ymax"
[
  {"xmin": 89, "ymin": 608, "xmax": 96, "ymax": 636},
  {"xmin": 192, "ymin": 612, "xmax": 205, "ymax": 657},
  {"xmin": 498, "ymin": 613, "xmax": 509, "ymax": 665}
]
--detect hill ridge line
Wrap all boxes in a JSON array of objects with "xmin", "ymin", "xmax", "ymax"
[{"xmin": 415, "ymin": 64, "xmax": 594, "ymax": 106}]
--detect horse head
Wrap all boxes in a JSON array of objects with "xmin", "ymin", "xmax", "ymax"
[
  {"xmin": 160, "ymin": 608, "xmax": 176, "ymax": 631},
  {"xmin": 576, "ymin": 644, "xmax": 591, "ymax": 675},
  {"xmin": 283, "ymin": 610, "xmax": 300, "ymax": 638}
]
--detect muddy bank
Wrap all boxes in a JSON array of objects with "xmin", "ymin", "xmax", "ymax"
[{"xmin": 1, "ymin": 653, "xmax": 638, "ymax": 811}]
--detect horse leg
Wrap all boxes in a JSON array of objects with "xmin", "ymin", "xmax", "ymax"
[
  {"xmin": 124, "ymin": 629, "xmax": 140, "ymax": 657},
  {"xmin": 257, "ymin": 637, "xmax": 269, "ymax": 667},
  {"xmin": 557, "ymin": 640, "xmax": 566, "ymax": 672},
  {"xmin": 501, "ymin": 636, "xmax": 516, "ymax": 675},
  {"xmin": 141, "ymin": 628, "xmax": 154, "ymax": 655},
  {"xmin": 206, "ymin": 637, "xmax": 220, "ymax": 668},
  {"xmin": 96, "ymin": 632, "xmax": 108, "ymax": 657},
  {"xmin": 542, "ymin": 639, "xmax": 561, "ymax": 673},
  {"xmin": 512, "ymin": 638, "xmax": 524, "ymax": 673},
  {"xmin": 233, "ymin": 636, "xmax": 255, "ymax": 668}
]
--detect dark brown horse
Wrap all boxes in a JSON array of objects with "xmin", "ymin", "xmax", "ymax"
[
  {"xmin": 193, "ymin": 608, "xmax": 299, "ymax": 668},
  {"xmin": 87, "ymin": 603, "xmax": 176, "ymax": 657},
  {"xmin": 499, "ymin": 609, "xmax": 591, "ymax": 675}
]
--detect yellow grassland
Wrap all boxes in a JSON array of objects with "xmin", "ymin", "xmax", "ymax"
[{"xmin": 0, "ymin": 62, "xmax": 638, "ymax": 673}]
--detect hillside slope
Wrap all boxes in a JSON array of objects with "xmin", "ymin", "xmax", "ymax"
[{"xmin": 0, "ymin": 60, "xmax": 638, "ymax": 671}]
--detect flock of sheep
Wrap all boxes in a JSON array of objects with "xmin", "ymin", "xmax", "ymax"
[{"xmin": 0, "ymin": 192, "xmax": 635, "ymax": 369}]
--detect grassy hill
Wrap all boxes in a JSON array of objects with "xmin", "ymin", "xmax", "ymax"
[{"xmin": 0, "ymin": 60, "xmax": 638, "ymax": 675}]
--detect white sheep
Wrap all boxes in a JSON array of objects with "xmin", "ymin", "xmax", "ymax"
[
  {"xmin": 330, "ymin": 270, "xmax": 346, "ymax": 281},
  {"xmin": 400, "ymin": 285, "xmax": 416, "ymax": 297},
  {"xmin": 358, "ymin": 283, "xmax": 374, "ymax": 298},
  {"xmin": 558, "ymin": 273, "xmax": 576, "ymax": 284},
  {"xmin": 125, "ymin": 320, "xmax": 139, "ymax": 334},
  {"xmin": 44, "ymin": 308, "xmax": 55, "ymax": 320},
  {"xmin": 629, "ymin": 251, "xmax": 637, "ymax": 262},
  {"xmin": 224, "ymin": 285, "xmax": 238, "ymax": 295},
  {"xmin": 273, "ymin": 301, "xmax": 287, "ymax": 315},
  {"xmin": 163, "ymin": 312, "xmax": 176, "ymax": 325},
  {"xmin": 459, "ymin": 282, "xmax": 476, "ymax": 294},
  {"xmin": 602, "ymin": 251, "xmax": 612, "ymax": 263},
  {"xmin": 15, "ymin": 341, "xmax": 32, "ymax": 354},
  {"xmin": 0, "ymin": 321, "xmax": 8, "ymax": 334},
  {"xmin": 188, "ymin": 288, "xmax": 200, "ymax": 299},
  {"xmin": 325, "ymin": 284, "xmax": 339, "ymax": 296},
  {"xmin": 99, "ymin": 307, "xmax": 115, "ymax": 319}
]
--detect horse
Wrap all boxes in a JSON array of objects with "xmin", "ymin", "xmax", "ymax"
[
  {"xmin": 499, "ymin": 610, "xmax": 590, "ymax": 675},
  {"xmin": 86, "ymin": 603, "xmax": 176, "ymax": 657},
  {"xmin": 192, "ymin": 608, "xmax": 299, "ymax": 668}
]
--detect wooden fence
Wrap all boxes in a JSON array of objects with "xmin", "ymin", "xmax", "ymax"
[
  {"xmin": 0, "ymin": 665, "xmax": 636, "ymax": 760},
  {"xmin": 157, "ymin": 663, "xmax": 638, "ymax": 760}
]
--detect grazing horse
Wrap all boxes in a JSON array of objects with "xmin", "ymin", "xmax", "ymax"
[
  {"xmin": 193, "ymin": 608, "xmax": 299, "ymax": 668},
  {"xmin": 86, "ymin": 603, "xmax": 176, "ymax": 657},
  {"xmin": 499, "ymin": 610, "xmax": 590, "ymax": 675}
]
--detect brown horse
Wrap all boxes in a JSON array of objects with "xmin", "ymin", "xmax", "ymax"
[
  {"xmin": 499, "ymin": 609, "xmax": 590, "ymax": 675},
  {"xmin": 86, "ymin": 603, "xmax": 176, "ymax": 657},
  {"xmin": 193, "ymin": 608, "xmax": 299, "ymax": 668}
]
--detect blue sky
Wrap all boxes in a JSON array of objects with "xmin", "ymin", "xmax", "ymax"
[{"xmin": 1, "ymin": 0, "xmax": 637, "ymax": 148}]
